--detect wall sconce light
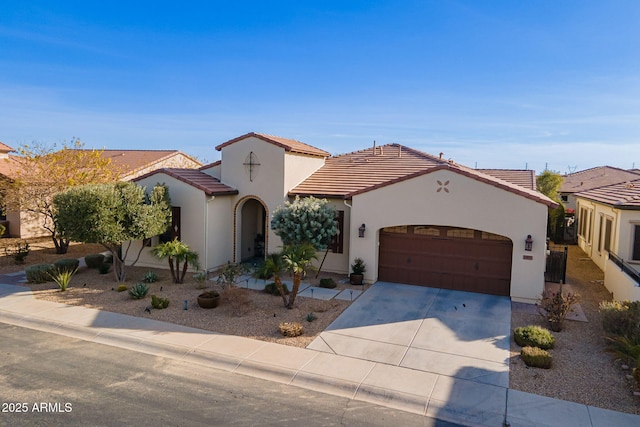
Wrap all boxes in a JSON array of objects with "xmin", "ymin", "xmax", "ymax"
[
  {"xmin": 358, "ymin": 224, "xmax": 366, "ymax": 238},
  {"xmin": 525, "ymin": 235, "xmax": 533, "ymax": 251}
]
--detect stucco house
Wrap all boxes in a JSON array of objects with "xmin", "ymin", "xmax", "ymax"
[
  {"xmin": 0, "ymin": 144, "xmax": 201, "ymax": 238},
  {"xmin": 575, "ymin": 179, "xmax": 640, "ymax": 301},
  {"xmin": 129, "ymin": 132, "xmax": 556, "ymax": 303}
]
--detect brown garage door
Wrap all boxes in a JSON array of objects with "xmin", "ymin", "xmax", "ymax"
[{"xmin": 378, "ymin": 225, "xmax": 513, "ymax": 296}]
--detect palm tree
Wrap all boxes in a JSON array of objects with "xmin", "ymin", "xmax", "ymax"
[
  {"xmin": 260, "ymin": 251, "xmax": 288, "ymax": 307},
  {"xmin": 151, "ymin": 239, "xmax": 200, "ymax": 284},
  {"xmin": 282, "ymin": 243, "xmax": 317, "ymax": 309}
]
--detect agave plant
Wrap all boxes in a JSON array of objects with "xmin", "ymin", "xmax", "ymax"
[
  {"xmin": 129, "ymin": 282, "xmax": 149, "ymax": 299},
  {"xmin": 50, "ymin": 267, "xmax": 78, "ymax": 292}
]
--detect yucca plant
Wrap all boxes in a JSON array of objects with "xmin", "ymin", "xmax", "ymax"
[
  {"xmin": 50, "ymin": 267, "xmax": 78, "ymax": 292},
  {"xmin": 142, "ymin": 271, "xmax": 159, "ymax": 283},
  {"xmin": 129, "ymin": 282, "xmax": 149, "ymax": 299}
]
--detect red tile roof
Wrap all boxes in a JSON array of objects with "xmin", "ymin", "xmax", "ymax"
[
  {"xmin": 478, "ymin": 169, "xmax": 536, "ymax": 190},
  {"xmin": 133, "ymin": 168, "xmax": 238, "ymax": 196},
  {"xmin": 290, "ymin": 144, "xmax": 556, "ymax": 207},
  {"xmin": 560, "ymin": 166, "xmax": 640, "ymax": 193},
  {"xmin": 215, "ymin": 132, "xmax": 330, "ymax": 157},
  {"xmin": 0, "ymin": 155, "xmax": 21, "ymax": 179},
  {"xmin": 91, "ymin": 149, "xmax": 201, "ymax": 176},
  {"xmin": 576, "ymin": 179, "xmax": 640, "ymax": 209},
  {"xmin": 0, "ymin": 142, "xmax": 15, "ymax": 152}
]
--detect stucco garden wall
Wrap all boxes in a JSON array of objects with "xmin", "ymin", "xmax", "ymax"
[
  {"xmin": 605, "ymin": 258, "xmax": 640, "ymax": 301},
  {"xmin": 349, "ymin": 168, "xmax": 549, "ymax": 302}
]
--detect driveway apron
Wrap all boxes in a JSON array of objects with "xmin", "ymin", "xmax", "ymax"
[{"xmin": 308, "ymin": 281, "xmax": 511, "ymax": 387}]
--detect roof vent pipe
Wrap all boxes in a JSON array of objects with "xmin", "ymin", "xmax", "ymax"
[
  {"xmin": 398, "ymin": 145, "xmax": 402, "ymax": 158},
  {"xmin": 439, "ymin": 152, "xmax": 444, "ymax": 160},
  {"xmin": 372, "ymin": 140, "xmax": 376, "ymax": 156}
]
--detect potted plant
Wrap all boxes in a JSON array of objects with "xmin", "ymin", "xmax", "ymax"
[
  {"xmin": 350, "ymin": 257, "xmax": 366, "ymax": 285},
  {"xmin": 197, "ymin": 290, "xmax": 221, "ymax": 309}
]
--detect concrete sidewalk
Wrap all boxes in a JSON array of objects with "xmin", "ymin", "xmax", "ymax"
[{"xmin": 1, "ymin": 281, "xmax": 638, "ymax": 427}]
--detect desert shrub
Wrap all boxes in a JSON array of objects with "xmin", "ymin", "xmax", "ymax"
[
  {"xmin": 98, "ymin": 263, "xmax": 110, "ymax": 275},
  {"xmin": 279, "ymin": 321, "xmax": 303, "ymax": 337},
  {"xmin": 599, "ymin": 300, "xmax": 640, "ymax": 338},
  {"xmin": 310, "ymin": 300, "xmax": 333, "ymax": 313},
  {"xmin": 193, "ymin": 271, "xmax": 207, "ymax": 289},
  {"xmin": 25, "ymin": 264, "xmax": 56, "ymax": 284},
  {"xmin": 50, "ymin": 267, "xmax": 77, "ymax": 292},
  {"xmin": 151, "ymin": 294, "xmax": 170, "ymax": 309},
  {"xmin": 605, "ymin": 335, "xmax": 640, "ymax": 366},
  {"xmin": 129, "ymin": 283, "xmax": 149, "ymax": 300},
  {"xmin": 306, "ymin": 312, "xmax": 317, "ymax": 322},
  {"xmin": 116, "ymin": 284, "xmax": 128, "ymax": 292},
  {"xmin": 53, "ymin": 258, "xmax": 80, "ymax": 273},
  {"xmin": 264, "ymin": 282, "xmax": 289, "ymax": 296},
  {"xmin": 521, "ymin": 346, "xmax": 552, "ymax": 369},
  {"xmin": 84, "ymin": 253, "xmax": 105, "ymax": 269},
  {"xmin": 319, "ymin": 277, "xmax": 337, "ymax": 289},
  {"xmin": 12, "ymin": 242, "xmax": 30, "ymax": 264},
  {"xmin": 514, "ymin": 325, "xmax": 555, "ymax": 350},
  {"xmin": 142, "ymin": 271, "xmax": 159, "ymax": 283},
  {"xmin": 537, "ymin": 289, "xmax": 580, "ymax": 331},
  {"xmin": 221, "ymin": 287, "xmax": 251, "ymax": 316}
]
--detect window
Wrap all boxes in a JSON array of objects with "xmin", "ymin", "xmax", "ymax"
[
  {"xmin": 330, "ymin": 210, "xmax": 344, "ymax": 254},
  {"xmin": 446, "ymin": 228, "xmax": 474, "ymax": 239},
  {"xmin": 597, "ymin": 215, "xmax": 604, "ymax": 252},
  {"xmin": 383, "ymin": 226, "xmax": 408, "ymax": 234},
  {"xmin": 159, "ymin": 206, "xmax": 181, "ymax": 243},
  {"xmin": 414, "ymin": 226, "xmax": 441, "ymax": 236},
  {"xmin": 561, "ymin": 195, "xmax": 568, "ymax": 202},
  {"xmin": 603, "ymin": 218, "xmax": 613, "ymax": 253},
  {"xmin": 633, "ymin": 225, "xmax": 640, "ymax": 261}
]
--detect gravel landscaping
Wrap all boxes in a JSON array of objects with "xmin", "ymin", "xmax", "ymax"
[{"xmin": 2, "ymin": 238, "xmax": 639, "ymax": 414}]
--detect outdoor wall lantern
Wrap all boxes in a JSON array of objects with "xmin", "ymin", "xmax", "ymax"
[
  {"xmin": 525, "ymin": 235, "xmax": 533, "ymax": 251},
  {"xmin": 358, "ymin": 224, "xmax": 366, "ymax": 238}
]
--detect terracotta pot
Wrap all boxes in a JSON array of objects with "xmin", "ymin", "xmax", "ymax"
[
  {"xmin": 350, "ymin": 273, "xmax": 364, "ymax": 285},
  {"xmin": 197, "ymin": 292, "xmax": 220, "ymax": 309}
]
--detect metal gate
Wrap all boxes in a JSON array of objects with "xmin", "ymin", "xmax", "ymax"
[{"xmin": 545, "ymin": 245, "xmax": 568, "ymax": 283}]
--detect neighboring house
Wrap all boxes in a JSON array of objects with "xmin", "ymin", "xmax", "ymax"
[
  {"xmin": 560, "ymin": 166, "xmax": 640, "ymax": 212},
  {"xmin": 575, "ymin": 179, "xmax": 640, "ymax": 301},
  {"xmin": 0, "ymin": 145, "xmax": 201, "ymax": 238},
  {"xmin": 129, "ymin": 132, "xmax": 556, "ymax": 303}
]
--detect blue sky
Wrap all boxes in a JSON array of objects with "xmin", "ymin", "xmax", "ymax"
[{"xmin": 1, "ymin": 1, "xmax": 639, "ymax": 173}]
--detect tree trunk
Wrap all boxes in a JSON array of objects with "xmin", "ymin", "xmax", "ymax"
[
  {"xmin": 51, "ymin": 234, "xmax": 69, "ymax": 254},
  {"xmin": 180, "ymin": 260, "xmax": 189, "ymax": 284},
  {"xmin": 273, "ymin": 274, "xmax": 288, "ymax": 308},
  {"xmin": 286, "ymin": 273, "xmax": 301, "ymax": 309},
  {"xmin": 167, "ymin": 257, "xmax": 177, "ymax": 283}
]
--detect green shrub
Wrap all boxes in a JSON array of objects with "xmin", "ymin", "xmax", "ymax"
[
  {"xmin": 50, "ymin": 267, "xmax": 77, "ymax": 292},
  {"xmin": 600, "ymin": 300, "xmax": 640, "ymax": 338},
  {"xmin": 25, "ymin": 264, "xmax": 56, "ymax": 284},
  {"xmin": 116, "ymin": 284, "xmax": 128, "ymax": 292},
  {"xmin": 306, "ymin": 312, "xmax": 317, "ymax": 322},
  {"xmin": 98, "ymin": 263, "xmax": 110, "ymax": 275},
  {"xmin": 514, "ymin": 325, "xmax": 555, "ymax": 350},
  {"xmin": 53, "ymin": 258, "xmax": 80, "ymax": 273},
  {"xmin": 151, "ymin": 294, "xmax": 170, "ymax": 309},
  {"xmin": 319, "ymin": 277, "xmax": 337, "ymax": 289},
  {"xmin": 129, "ymin": 283, "xmax": 149, "ymax": 299},
  {"xmin": 264, "ymin": 282, "xmax": 289, "ymax": 296},
  {"xmin": 84, "ymin": 253, "xmax": 105, "ymax": 269},
  {"xmin": 142, "ymin": 271, "xmax": 159, "ymax": 283},
  {"xmin": 521, "ymin": 346, "xmax": 552, "ymax": 369}
]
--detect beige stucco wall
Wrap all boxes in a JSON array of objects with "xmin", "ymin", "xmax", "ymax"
[
  {"xmin": 310, "ymin": 198, "xmax": 351, "ymax": 275},
  {"xmin": 617, "ymin": 209, "xmax": 640, "ymax": 263},
  {"xmin": 283, "ymin": 152, "xmax": 325, "ymax": 191},
  {"xmin": 349, "ymin": 169, "xmax": 549, "ymax": 302},
  {"xmin": 125, "ymin": 174, "xmax": 235, "ymax": 272},
  {"xmin": 604, "ymin": 258, "xmax": 640, "ymax": 301},
  {"xmin": 8, "ymin": 209, "xmax": 50, "ymax": 238}
]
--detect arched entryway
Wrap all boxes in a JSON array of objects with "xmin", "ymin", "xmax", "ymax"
[
  {"xmin": 378, "ymin": 225, "xmax": 513, "ymax": 296},
  {"xmin": 235, "ymin": 197, "xmax": 267, "ymax": 263}
]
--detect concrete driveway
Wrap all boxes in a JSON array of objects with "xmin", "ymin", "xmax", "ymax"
[{"xmin": 308, "ymin": 281, "xmax": 511, "ymax": 387}]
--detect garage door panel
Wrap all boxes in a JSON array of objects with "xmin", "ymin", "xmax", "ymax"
[{"xmin": 379, "ymin": 226, "xmax": 512, "ymax": 296}]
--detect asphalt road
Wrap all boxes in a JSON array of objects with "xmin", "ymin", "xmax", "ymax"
[{"xmin": 0, "ymin": 323, "xmax": 459, "ymax": 426}]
